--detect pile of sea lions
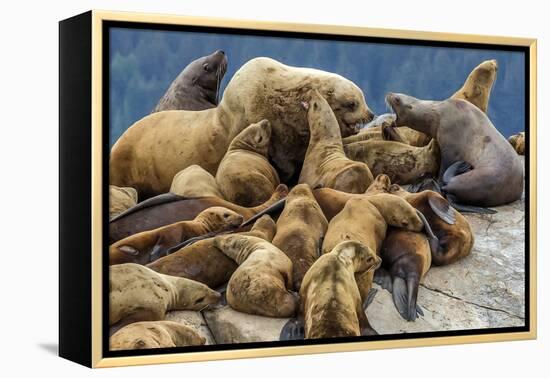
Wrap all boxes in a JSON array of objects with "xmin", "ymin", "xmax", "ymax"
[{"xmin": 108, "ymin": 52, "xmax": 524, "ymax": 350}]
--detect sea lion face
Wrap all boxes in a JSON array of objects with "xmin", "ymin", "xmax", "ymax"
[
  {"xmin": 365, "ymin": 174, "xmax": 392, "ymax": 195},
  {"xmin": 334, "ymin": 241, "xmax": 381, "ymax": 273},
  {"xmin": 463, "ymin": 59, "xmax": 498, "ymax": 106},
  {"xmin": 176, "ymin": 279, "xmax": 222, "ymax": 311},
  {"xmin": 325, "ymin": 79, "xmax": 375, "ymax": 137},
  {"xmin": 196, "ymin": 206, "xmax": 244, "ymax": 231},
  {"xmin": 232, "ymin": 119, "xmax": 272, "ymax": 154},
  {"xmin": 188, "ymin": 50, "xmax": 228, "ymax": 103},
  {"xmin": 388, "ymin": 183, "xmax": 408, "ymax": 196},
  {"xmin": 385, "ymin": 93, "xmax": 439, "ymax": 135}
]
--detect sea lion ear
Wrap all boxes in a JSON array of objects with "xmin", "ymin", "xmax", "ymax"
[{"xmin": 119, "ymin": 245, "xmax": 139, "ymax": 256}]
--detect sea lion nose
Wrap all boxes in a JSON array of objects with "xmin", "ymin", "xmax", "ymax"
[{"xmin": 216, "ymin": 50, "xmax": 225, "ymax": 55}]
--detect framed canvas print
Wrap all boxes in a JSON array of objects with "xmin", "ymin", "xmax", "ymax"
[{"xmin": 59, "ymin": 10, "xmax": 537, "ymax": 368}]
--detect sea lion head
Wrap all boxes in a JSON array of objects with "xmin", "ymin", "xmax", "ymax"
[
  {"xmin": 230, "ymin": 119, "xmax": 272, "ymax": 155},
  {"xmin": 367, "ymin": 193, "xmax": 424, "ymax": 231},
  {"xmin": 287, "ymin": 183, "xmax": 315, "ymax": 201},
  {"xmin": 195, "ymin": 206, "xmax": 244, "ymax": 231},
  {"xmin": 364, "ymin": 174, "xmax": 392, "ymax": 195},
  {"xmin": 385, "ymin": 93, "xmax": 440, "ymax": 136},
  {"xmin": 388, "ymin": 183, "xmax": 408, "ymax": 196},
  {"xmin": 248, "ymin": 214, "xmax": 277, "ymax": 241},
  {"xmin": 185, "ymin": 50, "xmax": 228, "ymax": 105},
  {"xmin": 321, "ymin": 78, "xmax": 375, "ymax": 137},
  {"xmin": 455, "ymin": 59, "xmax": 498, "ymax": 112},
  {"xmin": 333, "ymin": 240, "xmax": 381, "ymax": 273},
  {"xmin": 171, "ymin": 278, "xmax": 222, "ymax": 311}
]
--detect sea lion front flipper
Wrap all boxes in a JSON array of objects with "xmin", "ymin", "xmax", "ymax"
[
  {"xmin": 109, "ymin": 192, "xmax": 185, "ymax": 222},
  {"xmin": 416, "ymin": 209, "xmax": 440, "ymax": 252},
  {"xmin": 374, "ymin": 268, "xmax": 393, "ymax": 292},
  {"xmin": 279, "ymin": 318, "xmax": 305, "ymax": 341},
  {"xmin": 442, "ymin": 161, "xmax": 473, "ymax": 184},
  {"xmin": 446, "ymin": 194, "xmax": 497, "ymax": 215},
  {"xmin": 408, "ymin": 177, "xmax": 441, "ymax": 194},
  {"xmin": 392, "ymin": 275, "xmax": 421, "ymax": 322},
  {"xmin": 240, "ymin": 198, "xmax": 287, "ymax": 227},
  {"xmin": 428, "ymin": 195, "xmax": 456, "ymax": 225},
  {"xmin": 363, "ymin": 288, "xmax": 378, "ymax": 311}
]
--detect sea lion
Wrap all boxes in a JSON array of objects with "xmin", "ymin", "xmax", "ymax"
[
  {"xmin": 109, "ymin": 207, "xmax": 243, "ymax": 265},
  {"xmin": 152, "ymin": 50, "xmax": 228, "ymax": 112},
  {"xmin": 389, "ymin": 184, "xmax": 474, "ymax": 266},
  {"xmin": 213, "ymin": 234, "xmax": 297, "ymax": 317},
  {"xmin": 322, "ymin": 194, "xmax": 425, "ymax": 303},
  {"xmin": 109, "ymin": 184, "xmax": 288, "ymax": 243},
  {"xmin": 299, "ymin": 90, "xmax": 374, "ymax": 193},
  {"xmin": 109, "ymin": 185, "xmax": 138, "ymax": 219},
  {"xmin": 376, "ymin": 228, "xmax": 432, "ymax": 321},
  {"xmin": 272, "ymin": 184, "xmax": 328, "ymax": 291},
  {"xmin": 344, "ymin": 138, "xmax": 440, "ymax": 185},
  {"xmin": 147, "ymin": 215, "xmax": 277, "ymax": 289},
  {"xmin": 109, "ymin": 321, "xmax": 205, "ymax": 351},
  {"xmin": 386, "ymin": 93, "xmax": 524, "ymax": 209},
  {"xmin": 451, "ymin": 59, "xmax": 498, "ymax": 114},
  {"xmin": 508, "ymin": 132, "xmax": 525, "ymax": 155},
  {"xmin": 109, "ymin": 264, "xmax": 221, "ymax": 328},
  {"xmin": 300, "ymin": 241, "xmax": 381, "ymax": 339},
  {"xmin": 216, "ymin": 119, "xmax": 280, "ymax": 206},
  {"xmin": 110, "ymin": 57, "xmax": 373, "ymax": 197},
  {"xmin": 170, "ymin": 165, "xmax": 223, "ymax": 198}
]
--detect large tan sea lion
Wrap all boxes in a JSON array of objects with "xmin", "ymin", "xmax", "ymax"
[
  {"xmin": 216, "ymin": 119, "xmax": 280, "ymax": 206},
  {"xmin": 110, "ymin": 57, "xmax": 373, "ymax": 196},
  {"xmin": 213, "ymin": 234, "xmax": 297, "ymax": 317},
  {"xmin": 386, "ymin": 93, "xmax": 524, "ymax": 210},
  {"xmin": 170, "ymin": 165, "xmax": 223, "ymax": 198},
  {"xmin": 147, "ymin": 215, "xmax": 277, "ymax": 289},
  {"xmin": 109, "ymin": 207, "xmax": 243, "ymax": 265},
  {"xmin": 344, "ymin": 138, "xmax": 440, "ymax": 185},
  {"xmin": 109, "ymin": 185, "xmax": 138, "ymax": 219},
  {"xmin": 299, "ymin": 90, "xmax": 373, "ymax": 193},
  {"xmin": 152, "ymin": 50, "xmax": 227, "ymax": 112},
  {"xmin": 451, "ymin": 59, "xmax": 498, "ymax": 114},
  {"xmin": 109, "ymin": 264, "xmax": 221, "ymax": 329},
  {"xmin": 300, "ymin": 241, "xmax": 381, "ymax": 338},
  {"xmin": 110, "ymin": 321, "xmax": 206, "ymax": 351},
  {"xmin": 272, "ymin": 184, "xmax": 328, "ymax": 291},
  {"xmin": 109, "ymin": 184, "xmax": 288, "ymax": 243}
]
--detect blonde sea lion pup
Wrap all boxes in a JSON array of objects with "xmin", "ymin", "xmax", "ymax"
[
  {"xmin": 300, "ymin": 241, "xmax": 381, "ymax": 338},
  {"xmin": 213, "ymin": 234, "xmax": 297, "ymax": 317},
  {"xmin": 322, "ymin": 194, "xmax": 425, "ymax": 303},
  {"xmin": 109, "ymin": 207, "xmax": 243, "ymax": 265},
  {"xmin": 110, "ymin": 57, "xmax": 374, "ymax": 197},
  {"xmin": 170, "ymin": 165, "xmax": 223, "ymax": 198},
  {"xmin": 109, "ymin": 264, "xmax": 221, "ymax": 328},
  {"xmin": 272, "ymin": 184, "xmax": 328, "ymax": 291},
  {"xmin": 109, "ymin": 321, "xmax": 205, "ymax": 351},
  {"xmin": 216, "ymin": 119, "xmax": 280, "ymax": 206},
  {"xmin": 109, "ymin": 185, "xmax": 138, "ymax": 219},
  {"xmin": 344, "ymin": 138, "xmax": 440, "ymax": 185},
  {"xmin": 299, "ymin": 90, "xmax": 374, "ymax": 193},
  {"xmin": 451, "ymin": 59, "xmax": 498, "ymax": 113},
  {"xmin": 508, "ymin": 132, "xmax": 525, "ymax": 155}
]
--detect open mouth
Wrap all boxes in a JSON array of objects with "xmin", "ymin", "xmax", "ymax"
[{"xmin": 385, "ymin": 95, "xmax": 399, "ymax": 125}]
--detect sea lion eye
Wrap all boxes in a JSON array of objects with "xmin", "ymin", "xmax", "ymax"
[
  {"xmin": 203, "ymin": 63, "xmax": 210, "ymax": 72},
  {"xmin": 223, "ymin": 213, "xmax": 230, "ymax": 219},
  {"xmin": 345, "ymin": 101, "xmax": 357, "ymax": 110}
]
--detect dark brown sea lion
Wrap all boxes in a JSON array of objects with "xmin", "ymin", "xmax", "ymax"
[
  {"xmin": 451, "ymin": 59, "xmax": 498, "ymax": 114},
  {"xmin": 152, "ymin": 50, "xmax": 227, "ymax": 112},
  {"xmin": 213, "ymin": 234, "xmax": 297, "ymax": 317},
  {"xmin": 146, "ymin": 215, "xmax": 277, "ymax": 289},
  {"xmin": 109, "ymin": 207, "xmax": 243, "ymax": 265},
  {"xmin": 110, "ymin": 57, "xmax": 373, "ymax": 197},
  {"xmin": 299, "ymin": 90, "xmax": 373, "ymax": 193},
  {"xmin": 109, "ymin": 321, "xmax": 206, "ymax": 351},
  {"xmin": 216, "ymin": 119, "xmax": 280, "ymax": 206},
  {"xmin": 344, "ymin": 138, "xmax": 440, "ymax": 185},
  {"xmin": 109, "ymin": 184, "xmax": 288, "ymax": 243},
  {"xmin": 386, "ymin": 93, "xmax": 524, "ymax": 210},
  {"xmin": 272, "ymin": 184, "xmax": 328, "ymax": 291},
  {"xmin": 300, "ymin": 241, "xmax": 381, "ymax": 338},
  {"xmin": 109, "ymin": 264, "xmax": 221, "ymax": 329},
  {"xmin": 508, "ymin": 132, "xmax": 525, "ymax": 155}
]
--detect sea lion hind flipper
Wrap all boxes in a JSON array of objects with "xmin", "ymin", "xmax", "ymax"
[
  {"xmin": 374, "ymin": 268, "xmax": 393, "ymax": 292},
  {"xmin": 109, "ymin": 192, "xmax": 185, "ymax": 222},
  {"xmin": 442, "ymin": 161, "xmax": 473, "ymax": 184},
  {"xmin": 428, "ymin": 195, "xmax": 456, "ymax": 225},
  {"xmin": 279, "ymin": 318, "xmax": 305, "ymax": 341},
  {"xmin": 446, "ymin": 195, "xmax": 497, "ymax": 215},
  {"xmin": 392, "ymin": 275, "xmax": 421, "ymax": 322},
  {"xmin": 415, "ymin": 209, "xmax": 440, "ymax": 250},
  {"xmin": 363, "ymin": 288, "xmax": 378, "ymax": 311},
  {"xmin": 408, "ymin": 177, "xmax": 441, "ymax": 194}
]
